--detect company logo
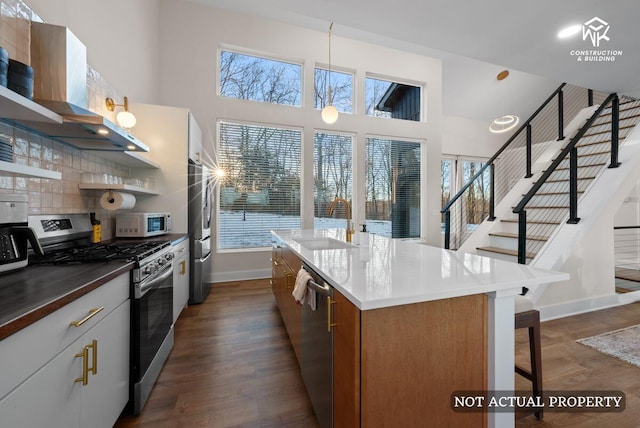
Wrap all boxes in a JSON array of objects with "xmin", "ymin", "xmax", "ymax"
[
  {"xmin": 583, "ymin": 17, "xmax": 610, "ymax": 47},
  {"xmin": 568, "ymin": 16, "xmax": 621, "ymax": 62}
]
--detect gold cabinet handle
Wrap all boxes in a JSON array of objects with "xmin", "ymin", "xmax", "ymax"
[
  {"xmin": 75, "ymin": 345, "xmax": 90, "ymax": 385},
  {"xmin": 269, "ymin": 279, "xmax": 274, "ymax": 285},
  {"xmin": 327, "ymin": 297, "xmax": 336, "ymax": 333},
  {"xmin": 284, "ymin": 272, "xmax": 293, "ymax": 289},
  {"xmin": 271, "ymin": 258, "xmax": 279, "ymax": 266},
  {"xmin": 70, "ymin": 307, "xmax": 104, "ymax": 327},
  {"xmin": 180, "ymin": 260, "xmax": 186, "ymax": 275},
  {"xmin": 88, "ymin": 339, "xmax": 98, "ymax": 376},
  {"xmin": 74, "ymin": 339, "xmax": 98, "ymax": 386}
]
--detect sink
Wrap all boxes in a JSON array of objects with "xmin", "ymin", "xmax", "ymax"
[{"xmin": 294, "ymin": 237, "xmax": 355, "ymax": 250}]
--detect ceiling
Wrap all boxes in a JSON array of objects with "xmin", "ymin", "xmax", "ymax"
[{"xmin": 185, "ymin": 0, "xmax": 640, "ymax": 120}]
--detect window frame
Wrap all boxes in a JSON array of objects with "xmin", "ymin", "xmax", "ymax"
[
  {"xmin": 217, "ymin": 45, "xmax": 305, "ymax": 108},
  {"xmin": 216, "ymin": 119, "xmax": 304, "ymax": 252},
  {"xmin": 364, "ymin": 72, "xmax": 426, "ymax": 122},
  {"xmin": 364, "ymin": 134, "xmax": 425, "ymax": 239}
]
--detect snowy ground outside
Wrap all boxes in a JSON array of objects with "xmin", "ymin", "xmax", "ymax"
[{"xmin": 218, "ymin": 210, "xmax": 391, "ymax": 249}]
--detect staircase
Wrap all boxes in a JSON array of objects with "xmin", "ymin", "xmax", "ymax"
[{"xmin": 474, "ymin": 96, "xmax": 640, "ymax": 263}]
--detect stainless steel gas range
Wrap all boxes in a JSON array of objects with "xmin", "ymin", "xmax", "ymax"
[{"xmin": 28, "ymin": 213, "xmax": 174, "ymax": 415}]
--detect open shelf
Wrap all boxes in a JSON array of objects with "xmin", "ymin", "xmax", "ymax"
[
  {"xmin": 0, "ymin": 161, "xmax": 62, "ymax": 179},
  {"xmin": 0, "ymin": 86, "xmax": 62, "ymax": 124},
  {"xmin": 94, "ymin": 151, "xmax": 160, "ymax": 169},
  {"xmin": 78, "ymin": 183, "xmax": 159, "ymax": 195}
]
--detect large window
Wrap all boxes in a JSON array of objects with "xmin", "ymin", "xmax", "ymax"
[
  {"xmin": 441, "ymin": 156, "xmax": 491, "ymax": 232},
  {"xmin": 365, "ymin": 77, "xmax": 422, "ymax": 121},
  {"xmin": 314, "ymin": 68, "xmax": 353, "ymax": 114},
  {"xmin": 365, "ymin": 138, "xmax": 421, "ymax": 238},
  {"xmin": 217, "ymin": 122, "xmax": 301, "ymax": 249},
  {"xmin": 219, "ymin": 50, "xmax": 302, "ymax": 106},
  {"xmin": 314, "ymin": 132, "xmax": 353, "ymax": 229}
]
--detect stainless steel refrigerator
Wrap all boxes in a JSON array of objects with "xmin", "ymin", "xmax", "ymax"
[{"xmin": 188, "ymin": 160, "xmax": 212, "ymax": 304}]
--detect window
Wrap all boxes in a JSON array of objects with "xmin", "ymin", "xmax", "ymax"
[
  {"xmin": 217, "ymin": 122, "xmax": 301, "ymax": 249},
  {"xmin": 365, "ymin": 77, "xmax": 422, "ymax": 121},
  {"xmin": 219, "ymin": 50, "xmax": 302, "ymax": 106},
  {"xmin": 441, "ymin": 156, "xmax": 491, "ymax": 233},
  {"xmin": 314, "ymin": 132, "xmax": 353, "ymax": 229},
  {"xmin": 314, "ymin": 68, "xmax": 353, "ymax": 114},
  {"xmin": 365, "ymin": 137, "xmax": 421, "ymax": 238},
  {"xmin": 441, "ymin": 158, "xmax": 454, "ymax": 228},
  {"xmin": 462, "ymin": 160, "xmax": 491, "ymax": 230}
]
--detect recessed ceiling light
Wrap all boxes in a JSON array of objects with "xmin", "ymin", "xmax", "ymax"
[
  {"xmin": 557, "ymin": 24, "xmax": 582, "ymax": 39},
  {"xmin": 97, "ymin": 128, "xmax": 109, "ymax": 135}
]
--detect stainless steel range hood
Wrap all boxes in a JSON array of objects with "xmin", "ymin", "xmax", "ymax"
[{"xmin": 9, "ymin": 22, "xmax": 148, "ymax": 152}]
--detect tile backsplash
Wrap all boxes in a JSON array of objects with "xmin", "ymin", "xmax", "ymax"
[{"xmin": 0, "ymin": 0, "xmax": 138, "ymax": 240}]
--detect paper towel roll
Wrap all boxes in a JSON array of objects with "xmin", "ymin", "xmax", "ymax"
[{"xmin": 100, "ymin": 191, "xmax": 136, "ymax": 211}]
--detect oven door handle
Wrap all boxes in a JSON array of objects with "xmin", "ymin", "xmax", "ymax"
[{"xmin": 139, "ymin": 265, "xmax": 173, "ymax": 297}]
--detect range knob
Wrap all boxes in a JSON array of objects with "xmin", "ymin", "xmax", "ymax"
[
  {"xmin": 166, "ymin": 253, "xmax": 175, "ymax": 262},
  {"xmin": 157, "ymin": 258, "xmax": 166, "ymax": 266},
  {"xmin": 144, "ymin": 264, "xmax": 155, "ymax": 275}
]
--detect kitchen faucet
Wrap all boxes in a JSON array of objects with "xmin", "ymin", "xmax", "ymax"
[{"xmin": 328, "ymin": 197, "xmax": 354, "ymax": 242}]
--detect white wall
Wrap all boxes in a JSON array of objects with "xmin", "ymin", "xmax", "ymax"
[
  {"xmin": 615, "ymin": 181, "xmax": 640, "ymax": 226},
  {"xmin": 26, "ymin": 0, "xmax": 161, "ymax": 103},
  {"xmin": 442, "ymin": 115, "xmax": 505, "ymax": 158},
  {"xmin": 157, "ymin": 1, "xmax": 443, "ymax": 282}
]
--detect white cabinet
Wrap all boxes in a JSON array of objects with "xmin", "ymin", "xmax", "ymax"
[
  {"xmin": 129, "ymin": 103, "xmax": 203, "ymax": 234},
  {"xmin": 0, "ymin": 274, "xmax": 130, "ymax": 428},
  {"xmin": 173, "ymin": 239, "xmax": 190, "ymax": 323}
]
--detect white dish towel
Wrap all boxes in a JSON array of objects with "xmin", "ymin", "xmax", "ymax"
[{"xmin": 292, "ymin": 268, "xmax": 312, "ymax": 305}]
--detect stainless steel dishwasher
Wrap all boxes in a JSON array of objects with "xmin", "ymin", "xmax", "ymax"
[{"xmin": 301, "ymin": 262, "xmax": 333, "ymax": 428}]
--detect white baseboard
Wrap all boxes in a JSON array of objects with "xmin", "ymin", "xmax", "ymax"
[
  {"xmin": 209, "ymin": 268, "xmax": 271, "ymax": 284},
  {"xmin": 539, "ymin": 292, "xmax": 640, "ymax": 321}
]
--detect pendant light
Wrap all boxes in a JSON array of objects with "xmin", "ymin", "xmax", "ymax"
[
  {"xmin": 489, "ymin": 70, "xmax": 519, "ymax": 134},
  {"xmin": 321, "ymin": 22, "xmax": 339, "ymax": 124}
]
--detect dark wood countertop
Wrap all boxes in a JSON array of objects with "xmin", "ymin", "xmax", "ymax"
[
  {"xmin": 0, "ymin": 234, "xmax": 189, "ymax": 341},
  {"xmin": 105, "ymin": 233, "xmax": 190, "ymax": 246},
  {"xmin": 0, "ymin": 261, "xmax": 134, "ymax": 341}
]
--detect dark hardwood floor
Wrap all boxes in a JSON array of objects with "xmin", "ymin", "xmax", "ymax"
[
  {"xmin": 115, "ymin": 279, "xmax": 319, "ymax": 428},
  {"xmin": 116, "ymin": 279, "xmax": 640, "ymax": 427},
  {"xmin": 515, "ymin": 301, "xmax": 640, "ymax": 427}
]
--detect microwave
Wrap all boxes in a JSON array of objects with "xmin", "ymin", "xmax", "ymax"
[{"xmin": 116, "ymin": 213, "xmax": 172, "ymax": 238}]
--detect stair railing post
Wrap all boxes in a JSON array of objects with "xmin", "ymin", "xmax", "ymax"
[
  {"xmin": 488, "ymin": 163, "xmax": 496, "ymax": 221},
  {"xmin": 568, "ymin": 145, "xmax": 581, "ymax": 224},
  {"xmin": 526, "ymin": 124, "xmax": 533, "ymax": 178},
  {"xmin": 557, "ymin": 89, "xmax": 565, "ymax": 140},
  {"xmin": 609, "ymin": 94, "xmax": 620, "ymax": 168},
  {"xmin": 518, "ymin": 210, "xmax": 527, "ymax": 265},
  {"xmin": 444, "ymin": 210, "xmax": 451, "ymax": 249}
]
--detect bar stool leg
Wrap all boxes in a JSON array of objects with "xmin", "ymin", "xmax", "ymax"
[{"xmin": 515, "ymin": 309, "xmax": 543, "ymax": 420}]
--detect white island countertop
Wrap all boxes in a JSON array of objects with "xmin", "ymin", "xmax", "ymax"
[{"xmin": 272, "ymin": 229, "xmax": 569, "ymax": 310}]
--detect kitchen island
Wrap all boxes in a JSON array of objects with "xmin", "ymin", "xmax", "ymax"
[{"xmin": 271, "ymin": 229, "xmax": 569, "ymax": 428}]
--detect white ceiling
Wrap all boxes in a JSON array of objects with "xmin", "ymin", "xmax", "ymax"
[{"xmin": 185, "ymin": 0, "xmax": 640, "ymax": 120}]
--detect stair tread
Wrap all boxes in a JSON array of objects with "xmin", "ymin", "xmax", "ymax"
[
  {"xmin": 600, "ymin": 101, "xmax": 640, "ymax": 117},
  {"xmin": 551, "ymin": 162, "xmax": 607, "ymax": 171},
  {"xmin": 526, "ymin": 191, "xmax": 584, "ymax": 196},
  {"xmin": 501, "ymin": 218, "xmax": 561, "ymax": 225},
  {"xmin": 593, "ymin": 113, "xmax": 640, "ymax": 126},
  {"xmin": 615, "ymin": 267, "xmax": 640, "ymax": 282},
  {"xmin": 583, "ymin": 124, "xmax": 637, "ymax": 138},
  {"xmin": 518, "ymin": 205, "xmax": 569, "ymax": 209},
  {"xmin": 489, "ymin": 232, "xmax": 548, "ymax": 241},
  {"xmin": 477, "ymin": 246, "xmax": 536, "ymax": 259},
  {"xmin": 544, "ymin": 176, "xmax": 596, "ymax": 183}
]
